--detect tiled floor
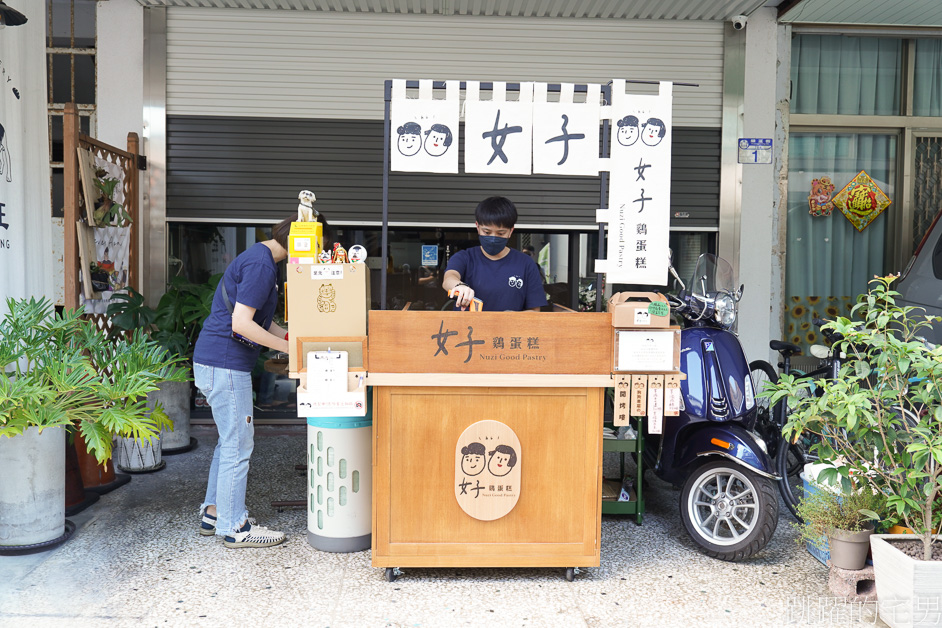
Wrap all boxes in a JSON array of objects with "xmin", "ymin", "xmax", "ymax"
[{"xmin": 0, "ymin": 426, "xmax": 881, "ymax": 627}]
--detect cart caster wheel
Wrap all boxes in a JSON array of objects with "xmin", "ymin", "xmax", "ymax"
[
  {"xmin": 385, "ymin": 567, "xmax": 402, "ymax": 582},
  {"xmin": 565, "ymin": 567, "xmax": 580, "ymax": 582}
]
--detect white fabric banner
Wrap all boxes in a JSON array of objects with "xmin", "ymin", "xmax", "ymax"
[
  {"xmin": 531, "ymin": 83, "xmax": 601, "ymax": 176},
  {"xmin": 596, "ymin": 80, "xmax": 673, "ymax": 285},
  {"xmin": 0, "ymin": 0, "xmax": 55, "ymax": 304},
  {"xmin": 390, "ymin": 79, "xmax": 460, "ymax": 174},
  {"xmin": 464, "ymin": 81, "xmax": 533, "ymax": 175}
]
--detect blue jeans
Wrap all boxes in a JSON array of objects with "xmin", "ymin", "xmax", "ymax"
[{"xmin": 194, "ymin": 363, "xmax": 254, "ymax": 536}]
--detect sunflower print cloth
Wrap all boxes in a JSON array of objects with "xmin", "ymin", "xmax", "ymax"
[{"xmin": 785, "ymin": 295, "xmax": 855, "ymax": 354}]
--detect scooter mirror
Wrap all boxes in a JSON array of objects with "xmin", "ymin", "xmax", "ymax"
[{"xmin": 736, "ymin": 284, "xmax": 744, "ymax": 301}]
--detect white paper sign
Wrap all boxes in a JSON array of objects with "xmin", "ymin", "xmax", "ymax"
[
  {"xmin": 464, "ymin": 81, "xmax": 533, "ymax": 175},
  {"xmin": 596, "ymin": 80, "xmax": 673, "ymax": 285},
  {"xmin": 647, "ymin": 382, "xmax": 664, "ymax": 435},
  {"xmin": 311, "ymin": 264, "xmax": 343, "ymax": 280},
  {"xmin": 0, "ymin": 3, "xmax": 55, "ymax": 304},
  {"xmin": 532, "ymin": 83, "xmax": 601, "ymax": 176},
  {"xmin": 390, "ymin": 79, "xmax": 460, "ymax": 174},
  {"xmin": 615, "ymin": 329, "xmax": 676, "ymax": 372}
]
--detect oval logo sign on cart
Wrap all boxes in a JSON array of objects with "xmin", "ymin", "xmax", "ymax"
[{"xmin": 454, "ymin": 420, "xmax": 522, "ymax": 521}]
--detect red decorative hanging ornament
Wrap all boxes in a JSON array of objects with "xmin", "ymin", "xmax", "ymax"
[
  {"xmin": 832, "ymin": 170, "xmax": 892, "ymax": 232},
  {"xmin": 807, "ymin": 176, "xmax": 836, "ymax": 217}
]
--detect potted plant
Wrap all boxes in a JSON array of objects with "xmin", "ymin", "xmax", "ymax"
[
  {"xmin": 0, "ymin": 297, "xmax": 186, "ymax": 549},
  {"xmin": 794, "ymin": 476, "xmax": 883, "ymax": 570},
  {"xmin": 765, "ymin": 276, "xmax": 942, "ymax": 627},
  {"xmin": 108, "ymin": 275, "xmax": 219, "ymax": 454}
]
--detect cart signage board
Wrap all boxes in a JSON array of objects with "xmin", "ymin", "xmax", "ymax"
[
  {"xmin": 613, "ymin": 328, "xmax": 680, "ymax": 372},
  {"xmin": 369, "ymin": 311, "xmax": 612, "ymax": 375},
  {"xmin": 455, "ymin": 420, "xmax": 522, "ymax": 521}
]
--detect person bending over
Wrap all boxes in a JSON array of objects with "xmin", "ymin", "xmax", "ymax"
[{"xmin": 442, "ymin": 196, "xmax": 547, "ymax": 312}]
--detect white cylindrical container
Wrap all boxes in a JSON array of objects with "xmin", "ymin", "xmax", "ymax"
[
  {"xmin": 306, "ymin": 410, "xmax": 372, "ymax": 553},
  {"xmin": 0, "ymin": 426, "xmax": 66, "ymax": 546},
  {"xmin": 153, "ymin": 379, "xmax": 192, "ymax": 451},
  {"xmin": 115, "ymin": 434, "xmax": 163, "ymax": 472}
]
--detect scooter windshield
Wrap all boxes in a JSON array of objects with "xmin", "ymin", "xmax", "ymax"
[{"xmin": 688, "ymin": 254, "xmax": 736, "ymax": 299}]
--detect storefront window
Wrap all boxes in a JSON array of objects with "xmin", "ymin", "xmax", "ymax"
[
  {"xmin": 785, "ymin": 133, "xmax": 897, "ymax": 351},
  {"xmin": 790, "ymin": 35, "xmax": 901, "ymax": 116},
  {"xmin": 913, "ymin": 39, "xmax": 942, "ymax": 117}
]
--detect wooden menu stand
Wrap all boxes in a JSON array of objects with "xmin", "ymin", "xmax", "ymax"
[{"xmin": 366, "ymin": 310, "xmax": 612, "ymax": 580}]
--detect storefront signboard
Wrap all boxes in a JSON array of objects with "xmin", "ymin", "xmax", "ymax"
[
  {"xmin": 389, "ymin": 79, "xmax": 460, "ymax": 174},
  {"xmin": 464, "ymin": 81, "xmax": 534, "ymax": 175}
]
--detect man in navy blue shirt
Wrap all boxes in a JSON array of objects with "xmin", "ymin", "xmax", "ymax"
[{"xmin": 443, "ymin": 197, "xmax": 547, "ymax": 312}]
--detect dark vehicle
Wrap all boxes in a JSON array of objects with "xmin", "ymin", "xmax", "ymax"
[
  {"xmin": 897, "ymin": 208, "xmax": 942, "ymax": 345},
  {"xmin": 648, "ymin": 253, "xmax": 779, "ymax": 561}
]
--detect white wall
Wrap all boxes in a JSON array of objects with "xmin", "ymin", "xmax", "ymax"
[
  {"xmin": 737, "ymin": 7, "xmax": 780, "ymax": 365},
  {"xmin": 96, "ymin": 0, "xmax": 143, "ymax": 149}
]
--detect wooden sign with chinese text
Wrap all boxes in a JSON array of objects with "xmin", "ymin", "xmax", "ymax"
[
  {"xmin": 369, "ymin": 311, "xmax": 612, "ymax": 375},
  {"xmin": 647, "ymin": 375, "xmax": 664, "ymax": 434},
  {"xmin": 614, "ymin": 375, "xmax": 632, "ymax": 426},
  {"xmin": 665, "ymin": 374, "xmax": 681, "ymax": 417},
  {"xmin": 455, "ymin": 420, "xmax": 522, "ymax": 521},
  {"xmin": 630, "ymin": 375, "xmax": 647, "ymax": 417}
]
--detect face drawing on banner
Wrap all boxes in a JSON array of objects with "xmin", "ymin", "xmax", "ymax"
[
  {"xmin": 0, "ymin": 123, "xmax": 11, "ymax": 183},
  {"xmin": 396, "ymin": 122, "xmax": 422, "ymax": 157},
  {"xmin": 641, "ymin": 118, "xmax": 667, "ymax": 147},
  {"xmin": 424, "ymin": 124, "xmax": 453, "ymax": 157},
  {"xmin": 616, "ymin": 116, "xmax": 640, "ymax": 147},
  {"xmin": 488, "ymin": 444, "xmax": 517, "ymax": 477},
  {"xmin": 460, "ymin": 442, "xmax": 487, "ymax": 477}
]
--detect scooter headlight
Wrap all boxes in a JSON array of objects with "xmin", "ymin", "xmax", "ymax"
[{"xmin": 713, "ymin": 293, "xmax": 736, "ymax": 328}]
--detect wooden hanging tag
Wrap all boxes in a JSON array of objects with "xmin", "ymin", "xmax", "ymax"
[
  {"xmin": 630, "ymin": 375, "xmax": 648, "ymax": 417},
  {"xmin": 665, "ymin": 374, "xmax": 681, "ymax": 417},
  {"xmin": 614, "ymin": 374, "xmax": 632, "ymax": 426},
  {"xmin": 647, "ymin": 374, "xmax": 664, "ymax": 434}
]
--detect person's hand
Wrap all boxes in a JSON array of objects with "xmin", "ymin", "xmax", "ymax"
[{"xmin": 450, "ymin": 283, "xmax": 475, "ymax": 310}]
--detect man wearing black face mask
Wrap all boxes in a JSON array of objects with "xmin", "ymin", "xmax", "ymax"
[{"xmin": 442, "ymin": 196, "xmax": 548, "ymax": 312}]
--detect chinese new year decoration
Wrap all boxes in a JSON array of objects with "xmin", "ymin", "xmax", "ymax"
[
  {"xmin": 832, "ymin": 170, "xmax": 892, "ymax": 232},
  {"xmin": 807, "ymin": 176, "xmax": 835, "ymax": 217}
]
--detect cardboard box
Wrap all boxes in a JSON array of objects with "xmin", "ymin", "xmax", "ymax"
[
  {"xmin": 608, "ymin": 292, "xmax": 671, "ymax": 329},
  {"xmin": 287, "ymin": 262, "xmax": 370, "ymax": 375},
  {"xmin": 288, "ymin": 221, "xmax": 323, "ymax": 259}
]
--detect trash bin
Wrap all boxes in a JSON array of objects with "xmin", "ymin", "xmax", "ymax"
[{"xmin": 306, "ymin": 394, "xmax": 372, "ymax": 553}]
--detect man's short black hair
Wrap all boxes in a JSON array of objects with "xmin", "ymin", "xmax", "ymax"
[{"xmin": 474, "ymin": 196, "xmax": 517, "ymax": 229}]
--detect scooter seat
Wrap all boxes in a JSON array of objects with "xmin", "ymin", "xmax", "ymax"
[{"xmin": 770, "ymin": 340, "xmax": 803, "ymax": 357}]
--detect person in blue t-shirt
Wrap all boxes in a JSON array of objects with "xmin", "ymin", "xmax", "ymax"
[
  {"xmin": 443, "ymin": 197, "xmax": 548, "ymax": 312},
  {"xmin": 192, "ymin": 215, "xmax": 300, "ymax": 549}
]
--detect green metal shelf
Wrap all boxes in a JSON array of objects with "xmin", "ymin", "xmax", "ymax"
[{"xmin": 601, "ymin": 421, "xmax": 644, "ymax": 524}]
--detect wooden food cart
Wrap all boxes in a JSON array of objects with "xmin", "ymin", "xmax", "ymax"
[{"xmin": 366, "ymin": 310, "xmax": 613, "ymax": 581}]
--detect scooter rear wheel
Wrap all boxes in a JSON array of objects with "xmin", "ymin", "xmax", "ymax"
[{"xmin": 680, "ymin": 460, "xmax": 778, "ymax": 561}]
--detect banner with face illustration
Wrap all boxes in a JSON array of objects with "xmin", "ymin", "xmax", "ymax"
[
  {"xmin": 0, "ymin": 0, "xmax": 55, "ymax": 302},
  {"xmin": 531, "ymin": 83, "xmax": 601, "ymax": 176},
  {"xmin": 463, "ymin": 81, "xmax": 533, "ymax": 175},
  {"xmin": 390, "ymin": 79, "xmax": 460, "ymax": 174},
  {"xmin": 596, "ymin": 80, "xmax": 673, "ymax": 285}
]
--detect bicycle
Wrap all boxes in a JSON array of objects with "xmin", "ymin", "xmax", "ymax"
[{"xmin": 750, "ymin": 319, "xmax": 844, "ymax": 522}]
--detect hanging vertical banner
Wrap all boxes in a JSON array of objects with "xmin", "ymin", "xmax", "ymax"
[
  {"xmin": 464, "ymin": 81, "xmax": 533, "ymax": 175},
  {"xmin": 531, "ymin": 83, "xmax": 601, "ymax": 176},
  {"xmin": 0, "ymin": 0, "xmax": 55, "ymax": 303},
  {"xmin": 596, "ymin": 80, "xmax": 673, "ymax": 285},
  {"xmin": 390, "ymin": 79, "xmax": 460, "ymax": 174}
]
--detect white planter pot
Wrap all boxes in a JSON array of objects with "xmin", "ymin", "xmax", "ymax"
[
  {"xmin": 115, "ymin": 434, "xmax": 162, "ymax": 472},
  {"xmin": 0, "ymin": 426, "xmax": 65, "ymax": 546},
  {"xmin": 871, "ymin": 533, "xmax": 942, "ymax": 628},
  {"xmin": 151, "ymin": 379, "xmax": 191, "ymax": 451}
]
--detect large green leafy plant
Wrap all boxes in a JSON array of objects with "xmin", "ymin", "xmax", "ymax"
[
  {"xmin": 0, "ymin": 297, "xmax": 188, "ymax": 463},
  {"xmin": 764, "ymin": 276, "xmax": 942, "ymax": 560},
  {"xmin": 107, "ymin": 274, "xmax": 220, "ymax": 360}
]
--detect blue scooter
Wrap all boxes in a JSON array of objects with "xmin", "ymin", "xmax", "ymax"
[{"xmin": 642, "ymin": 253, "xmax": 779, "ymax": 561}]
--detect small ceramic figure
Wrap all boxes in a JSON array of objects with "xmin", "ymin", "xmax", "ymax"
[
  {"xmin": 332, "ymin": 242, "xmax": 348, "ymax": 264},
  {"xmin": 317, "ymin": 250, "xmax": 333, "ymax": 264},
  {"xmin": 348, "ymin": 245, "xmax": 367, "ymax": 263},
  {"xmin": 297, "ymin": 189, "xmax": 317, "ymax": 222}
]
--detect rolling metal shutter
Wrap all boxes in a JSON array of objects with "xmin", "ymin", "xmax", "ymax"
[
  {"xmin": 167, "ymin": 116, "xmax": 719, "ymax": 229},
  {"xmin": 165, "ymin": 10, "xmax": 725, "ymax": 127}
]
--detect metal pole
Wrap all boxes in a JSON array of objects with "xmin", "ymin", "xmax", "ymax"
[{"xmin": 381, "ymin": 80, "xmax": 391, "ymax": 310}]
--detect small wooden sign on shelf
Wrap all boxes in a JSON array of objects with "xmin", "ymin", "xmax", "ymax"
[
  {"xmin": 613, "ymin": 374, "xmax": 631, "ymax": 425},
  {"xmin": 665, "ymin": 373, "xmax": 681, "ymax": 417},
  {"xmin": 647, "ymin": 375, "xmax": 664, "ymax": 434}
]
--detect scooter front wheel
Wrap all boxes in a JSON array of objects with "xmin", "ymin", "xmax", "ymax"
[{"xmin": 679, "ymin": 460, "xmax": 778, "ymax": 561}]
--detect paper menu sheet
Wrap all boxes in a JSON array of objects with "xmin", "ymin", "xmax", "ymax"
[{"xmin": 615, "ymin": 330, "xmax": 676, "ymax": 372}]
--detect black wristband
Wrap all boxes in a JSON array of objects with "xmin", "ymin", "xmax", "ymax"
[{"xmin": 455, "ymin": 282, "xmax": 469, "ymax": 289}]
